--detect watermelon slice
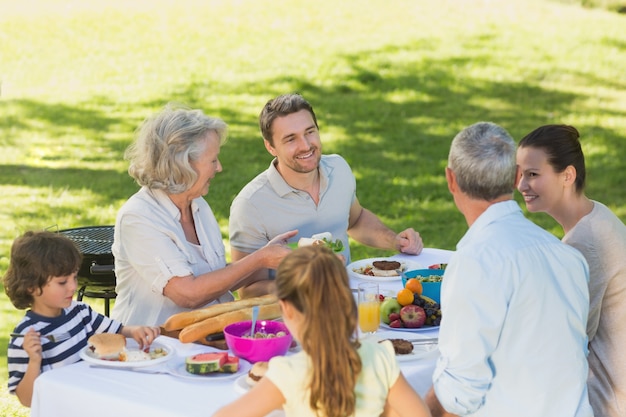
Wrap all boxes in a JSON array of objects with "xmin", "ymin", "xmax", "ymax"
[
  {"xmin": 185, "ymin": 352, "xmax": 228, "ymax": 375},
  {"xmin": 218, "ymin": 355, "xmax": 240, "ymax": 373}
]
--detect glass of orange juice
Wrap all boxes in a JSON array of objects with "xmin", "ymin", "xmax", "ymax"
[{"xmin": 358, "ymin": 282, "xmax": 380, "ymax": 335}]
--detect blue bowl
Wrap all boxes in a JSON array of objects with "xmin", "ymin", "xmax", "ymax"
[{"xmin": 402, "ymin": 269, "xmax": 444, "ymax": 304}]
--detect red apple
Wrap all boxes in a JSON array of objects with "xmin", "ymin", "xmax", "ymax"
[
  {"xmin": 389, "ymin": 319, "xmax": 403, "ymax": 328},
  {"xmin": 388, "ymin": 312, "xmax": 401, "ymax": 322},
  {"xmin": 400, "ymin": 305, "xmax": 426, "ymax": 328}
]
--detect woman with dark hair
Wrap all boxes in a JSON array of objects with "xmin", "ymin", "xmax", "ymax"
[
  {"xmin": 111, "ymin": 103, "xmax": 295, "ymax": 326},
  {"xmin": 517, "ymin": 124, "xmax": 626, "ymax": 417}
]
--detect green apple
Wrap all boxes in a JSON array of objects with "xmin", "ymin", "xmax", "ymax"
[{"xmin": 380, "ymin": 298, "xmax": 402, "ymax": 324}]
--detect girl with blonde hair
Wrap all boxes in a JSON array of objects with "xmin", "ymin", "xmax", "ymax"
[{"xmin": 213, "ymin": 245, "xmax": 430, "ymax": 417}]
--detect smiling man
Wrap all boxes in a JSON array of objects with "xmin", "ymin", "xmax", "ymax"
[{"xmin": 229, "ymin": 93, "xmax": 423, "ymax": 296}]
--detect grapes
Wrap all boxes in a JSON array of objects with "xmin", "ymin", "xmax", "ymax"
[
  {"xmin": 413, "ymin": 294, "xmax": 426, "ymax": 307},
  {"xmin": 413, "ymin": 294, "xmax": 442, "ymax": 326}
]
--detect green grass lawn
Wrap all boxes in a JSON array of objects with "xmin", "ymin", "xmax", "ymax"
[{"xmin": 1, "ymin": 0, "xmax": 625, "ymax": 414}]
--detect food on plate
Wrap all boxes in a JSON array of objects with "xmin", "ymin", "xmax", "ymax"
[
  {"xmin": 399, "ymin": 305, "xmax": 426, "ymax": 328},
  {"xmin": 186, "ymin": 352, "xmax": 226, "ymax": 374},
  {"xmin": 87, "ymin": 333, "xmax": 169, "ymax": 362},
  {"xmin": 380, "ymin": 338, "xmax": 414, "ymax": 355},
  {"xmin": 413, "ymin": 295, "xmax": 442, "ymax": 326},
  {"xmin": 372, "ymin": 260, "xmax": 401, "ymax": 271},
  {"xmin": 246, "ymin": 361, "xmax": 269, "ymax": 386},
  {"xmin": 428, "ymin": 263, "xmax": 448, "ymax": 270},
  {"xmin": 380, "ymin": 298, "xmax": 402, "ymax": 324},
  {"xmin": 178, "ymin": 302, "xmax": 282, "ymax": 343},
  {"xmin": 185, "ymin": 352, "xmax": 241, "ymax": 374},
  {"xmin": 352, "ymin": 259, "xmax": 407, "ymax": 277},
  {"xmin": 396, "ymin": 288, "xmax": 414, "ymax": 306},
  {"xmin": 87, "ymin": 333, "xmax": 126, "ymax": 360},
  {"xmin": 219, "ymin": 355, "xmax": 241, "ymax": 373},
  {"xmin": 297, "ymin": 232, "xmax": 344, "ymax": 253},
  {"xmin": 404, "ymin": 278, "xmax": 423, "ymax": 295},
  {"xmin": 120, "ymin": 350, "xmax": 151, "ymax": 361},
  {"xmin": 163, "ymin": 294, "xmax": 278, "ymax": 331},
  {"xmin": 382, "ymin": 294, "xmax": 442, "ymax": 328}
]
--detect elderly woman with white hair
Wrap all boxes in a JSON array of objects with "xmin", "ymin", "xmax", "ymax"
[{"xmin": 111, "ymin": 103, "xmax": 295, "ymax": 326}]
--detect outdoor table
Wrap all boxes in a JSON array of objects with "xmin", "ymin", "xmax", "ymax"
[{"xmin": 30, "ymin": 248, "xmax": 452, "ymax": 417}]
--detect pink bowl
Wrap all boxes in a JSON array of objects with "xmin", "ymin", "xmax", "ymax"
[{"xmin": 223, "ymin": 320, "xmax": 292, "ymax": 363}]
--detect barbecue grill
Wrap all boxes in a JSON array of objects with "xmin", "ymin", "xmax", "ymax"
[{"xmin": 58, "ymin": 226, "xmax": 116, "ymax": 316}]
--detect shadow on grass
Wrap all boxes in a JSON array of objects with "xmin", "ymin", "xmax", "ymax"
[
  {"xmin": 0, "ymin": 164, "xmax": 136, "ymax": 204},
  {"xmin": 1, "ymin": 37, "xmax": 625, "ymax": 250}
]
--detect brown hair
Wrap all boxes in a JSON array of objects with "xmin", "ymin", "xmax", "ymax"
[
  {"xmin": 3, "ymin": 230, "xmax": 82, "ymax": 309},
  {"xmin": 259, "ymin": 93, "xmax": 318, "ymax": 146},
  {"xmin": 274, "ymin": 245, "xmax": 361, "ymax": 417}
]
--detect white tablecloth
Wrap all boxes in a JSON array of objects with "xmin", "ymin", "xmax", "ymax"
[{"xmin": 31, "ymin": 248, "xmax": 452, "ymax": 417}]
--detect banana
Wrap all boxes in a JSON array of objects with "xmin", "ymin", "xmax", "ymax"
[{"xmin": 420, "ymin": 295, "xmax": 437, "ymax": 306}]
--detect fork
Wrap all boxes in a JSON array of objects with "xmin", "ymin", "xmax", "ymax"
[
  {"xmin": 11, "ymin": 332, "xmax": 72, "ymax": 343},
  {"xmin": 89, "ymin": 364, "xmax": 175, "ymax": 375},
  {"xmin": 404, "ymin": 337, "xmax": 439, "ymax": 345}
]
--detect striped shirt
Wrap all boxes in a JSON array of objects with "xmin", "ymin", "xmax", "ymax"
[{"xmin": 7, "ymin": 301, "xmax": 122, "ymax": 394}]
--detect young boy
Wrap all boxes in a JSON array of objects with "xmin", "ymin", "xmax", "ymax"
[{"xmin": 3, "ymin": 230, "xmax": 160, "ymax": 407}]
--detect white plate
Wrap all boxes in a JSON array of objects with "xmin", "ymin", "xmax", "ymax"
[
  {"xmin": 394, "ymin": 343, "xmax": 439, "ymax": 362},
  {"xmin": 79, "ymin": 338, "xmax": 172, "ymax": 368},
  {"xmin": 379, "ymin": 323, "xmax": 439, "ymax": 333},
  {"xmin": 347, "ymin": 258, "xmax": 422, "ymax": 282},
  {"xmin": 375, "ymin": 331, "xmax": 439, "ymax": 362},
  {"xmin": 167, "ymin": 358, "xmax": 251, "ymax": 380},
  {"xmin": 234, "ymin": 374, "xmax": 252, "ymax": 393}
]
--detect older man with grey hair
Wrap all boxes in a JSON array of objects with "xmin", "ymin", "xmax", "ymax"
[{"xmin": 425, "ymin": 122, "xmax": 593, "ymax": 417}]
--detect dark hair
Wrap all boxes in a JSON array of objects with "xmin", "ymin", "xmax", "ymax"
[
  {"xmin": 259, "ymin": 93, "xmax": 318, "ymax": 146},
  {"xmin": 3, "ymin": 230, "xmax": 82, "ymax": 309},
  {"xmin": 518, "ymin": 124, "xmax": 586, "ymax": 193},
  {"xmin": 274, "ymin": 245, "xmax": 361, "ymax": 416}
]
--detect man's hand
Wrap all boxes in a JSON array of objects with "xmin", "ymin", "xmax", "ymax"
[{"xmin": 396, "ymin": 228, "xmax": 423, "ymax": 255}]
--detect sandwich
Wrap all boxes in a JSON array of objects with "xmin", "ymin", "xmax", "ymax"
[
  {"xmin": 87, "ymin": 333, "xmax": 126, "ymax": 360},
  {"xmin": 246, "ymin": 361, "xmax": 269, "ymax": 387},
  {"xmin": 297, "ymin": 232, "xmax": 344, "ymax": 252}
]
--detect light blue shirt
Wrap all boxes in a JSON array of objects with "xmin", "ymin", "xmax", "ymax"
[{"xmin": 433, "ymin": 200, "xmax": 593, "ymax": 417}]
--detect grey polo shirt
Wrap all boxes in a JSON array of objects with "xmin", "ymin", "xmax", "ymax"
[{"xmin": 229, "ymin": 154, "xmax": 356, "ymax": 263}]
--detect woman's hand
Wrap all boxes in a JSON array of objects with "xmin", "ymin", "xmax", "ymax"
[
  {"xmin": 260, "ymin": 229, "xmax": 298, "ymax": 269},
  {"xmin": 266, "ymin": 229, "xmax": 298, "ymax": 246}
]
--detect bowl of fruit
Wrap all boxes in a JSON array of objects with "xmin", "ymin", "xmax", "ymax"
[
  {"xmin": 379, "ymin": 275, "xmax": 443, "ymax": 330},
  {"xmin": 224, "ymin": 320, "xmax": 293, "ymax": 363},
  {"xmin": 402, "ymin": 269, "xmax": 444, "ymax": 304}
]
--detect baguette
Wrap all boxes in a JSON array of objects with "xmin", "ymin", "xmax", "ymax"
[
  {"xmin": 178, "ymin": 302, "xmax": 282, "ymax": 343},
  {"xmin": 163, "ymin": 294, "xmax": 278, "ymax": 331}
]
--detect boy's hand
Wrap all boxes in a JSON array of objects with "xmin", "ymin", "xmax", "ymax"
[
  {"xmin": 125, "ymin": 326, "xmax": 161, "ymax": 350},
  {"xmin": 22, "ymin": 328, "xmax": 43, "ymax": 363}
]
